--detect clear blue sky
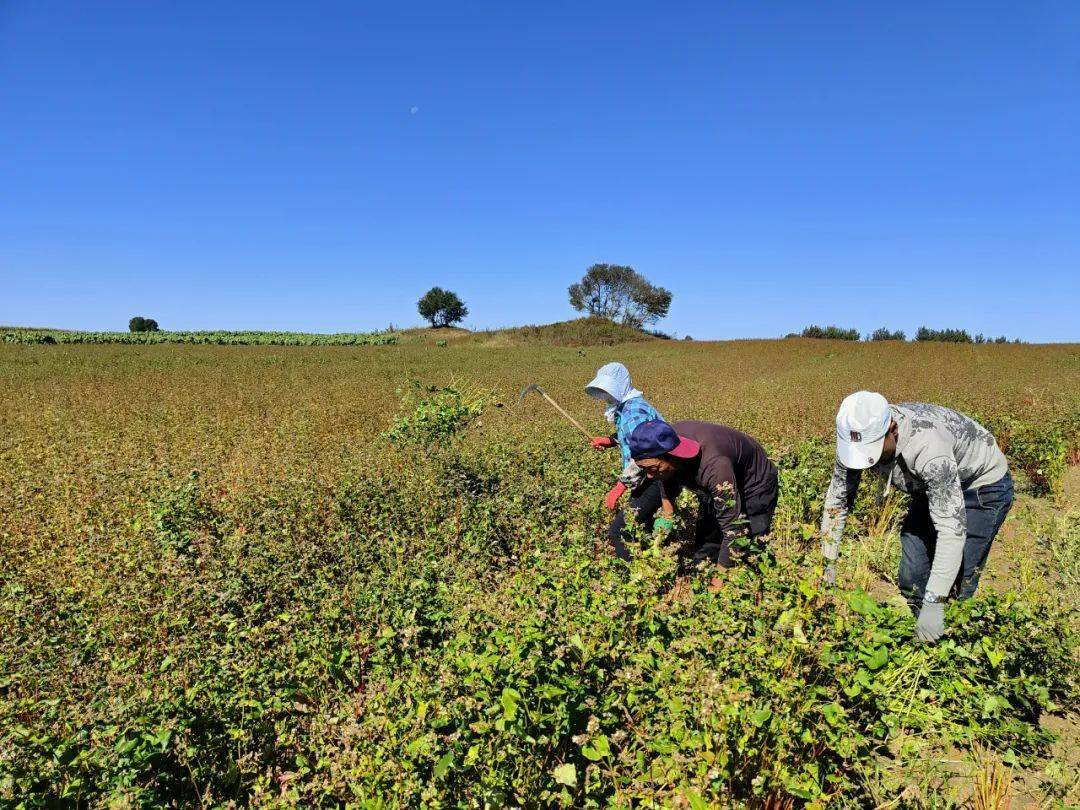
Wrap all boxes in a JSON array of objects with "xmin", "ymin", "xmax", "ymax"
[{"xmin": 2, "ymin": 2, "xmax": 1078, "ymax": 340}]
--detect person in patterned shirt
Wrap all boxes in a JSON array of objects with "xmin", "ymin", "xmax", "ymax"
[
  {"xmin": 585, "ymin": 362, "xmax": 674, "ymax": 556},
  {"xmin": 820, "ymin": 391, "xmax": 1013, "ymax": 642}
]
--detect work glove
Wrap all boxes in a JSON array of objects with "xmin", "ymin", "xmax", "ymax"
[
  {"xmin": 591, "ymin": 436, "xmax": 617, "ymax": 450},
  {"xmin": 653, "ymin": 514, "xmax": 675, "ymax": 533},
  {"xmin": 604, "ymin": 482, "xmax": 628, "ymax": 511},
  {"xmin": 915, "ymin": 601, "xmax": 946, "ymax": 642},
  {"xmin": 821, "ymin": 541, "xmax": 839, "ymax": 587}
]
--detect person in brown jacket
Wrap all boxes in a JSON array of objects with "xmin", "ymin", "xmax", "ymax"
[{"xmin": 618, "ymin": 419, "xmax": 779, "ymax": 567}]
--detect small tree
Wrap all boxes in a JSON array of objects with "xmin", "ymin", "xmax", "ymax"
[
  {"xmin": 129, "ymin": 316, "xmax": 160, "ymax": 333},
  {"xmin": 417, "ymin": 287, "xmax": 468, "ymax": 328},
  {"xmin": 568, "ymin": 264, "xmax": 672, "ymax": 329}
]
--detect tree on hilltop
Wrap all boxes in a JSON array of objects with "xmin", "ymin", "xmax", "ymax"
[
  {"xmin": 418, "ymin": 288, "xmax": 468, "ymax": 328},
  {"xmin": 568, "ymin": 264, "xmax": 672, "ymax": 329}
]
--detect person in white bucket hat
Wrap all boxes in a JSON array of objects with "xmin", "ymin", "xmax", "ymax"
[{"xmin": 821, "ymin": 392, "xmax": 1013, "ymax": 642}]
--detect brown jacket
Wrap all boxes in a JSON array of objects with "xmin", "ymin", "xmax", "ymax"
[{"xmin": 664, "ymin": 421, "xmax": 779, "ymax": 537}]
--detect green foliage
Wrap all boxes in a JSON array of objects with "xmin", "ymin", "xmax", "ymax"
[
  {"xmin": 2, "ymin": 436, "xmax": 1075, "ymax": 806},
  {"xmin": 4, "ymin": 331, "xmax": 57, "ymax": 344},
  {"xmin": 129, "ymin": 316, "xmax": 160, "ymax": 333},
  {"xmin": 916, "ymin": 326, "xmax": 974, "ymax": 343},
  {"xmin": 2, "ymin": 329, "xmax": 397, "ymax": 346},
  {"xmin": 914, "ymin": 327, "xmax": 1024, "ymax": 344},
  {"xmin": 385, "ymin": 380, "xmax": 489, "ymax": 448},
  {"xmin": 1035, "ymin": 510, "xmax": 1080, "ymax": 590},
  {"xmin": 869, "ymin": 327, "xmax": 906, "ymax": 341},
  {"xmin": 417, "ymin": 287, "xmax": 469, "ymax": 328},
  {"xmin": 800, "ymin": 324, "xmax": 860, "ymax": 341},
  {"xmin": 567, "ymin": 264, "xmax": 672, "ymax": 328},
  {"xmin": 148, "ymin": 471, "xmax": 218, "ymax": 557},
  {"xmin": 987, "ymin": 416, "xmax": 1070, "ymax": 495},
  {"xmin": 773, "ymin": 439, "xmax": 835, "ymax": 540}
]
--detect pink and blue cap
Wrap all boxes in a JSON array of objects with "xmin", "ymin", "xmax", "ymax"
[{"xmin": 628, "ymin": 420, "xmax": 701, "ymax": 461}]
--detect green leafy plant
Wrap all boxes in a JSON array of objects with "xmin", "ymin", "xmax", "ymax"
[
  {"xmin": 385, "ymin": 380, "xmax": 490, "ymax": 448},
  {"xmin": 991, "ymin": 416, "xmax": 1069, "ymax": 495}
]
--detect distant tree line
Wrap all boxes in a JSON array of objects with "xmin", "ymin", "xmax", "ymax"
[
  {"xmin": 869, "ymin": 328, "xmax": 906, "ymax": 341},
  {"xmin": 788, "ymin": 325, "xmax": 1023, "ymax": 343},
  {"xmin": 914, "ymin": 327, "xmax": 1020, "ymax": 344},
  {"xmin": 797, "ymin": 325, "xmax": 861, "ymax": 341},
  {"xmin": 116, "ymin": 263, "xmax": 675, "ymax": 339}
]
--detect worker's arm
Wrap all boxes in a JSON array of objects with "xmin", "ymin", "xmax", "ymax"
[
  {"xmin": 700, "ymin": 456, "xmax": 745, "ymax": 538},
  {"xmin": 911, "ymin": 455, "xmax": 967, "ymax": 642},
  {"xmin": 605, "ymin": 460, "xmax": 646, "ymax": 511},
  {"xmin": 920, "ymin": 456, "xmax": 967, "ymax": 597},
  {"xmin": 820, "ymin": 459, "xmax": 862, "ymax": 576}
]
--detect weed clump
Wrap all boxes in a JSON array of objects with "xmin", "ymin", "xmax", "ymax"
[{"xmin": 385, "ymin": 380, "xmax": 490, "ymax": 449}]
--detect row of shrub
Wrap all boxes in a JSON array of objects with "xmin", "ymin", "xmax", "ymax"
[
  {"xmin": 790, "ymin": 325, "xmax": 1025, "ymax": 343},
  {"xmin": 1, "ymin": 330, "xmax": 398, "ymax": 346}
]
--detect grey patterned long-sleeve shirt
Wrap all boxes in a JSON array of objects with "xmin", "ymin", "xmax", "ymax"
[{"xmin": 821, "ymin": 402, "xmax": 1008, "ymax": 597}]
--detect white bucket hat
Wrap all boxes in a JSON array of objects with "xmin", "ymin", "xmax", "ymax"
[{"xmin": 835, "ymin": 391, "xmax": 892, "ymax": 469}]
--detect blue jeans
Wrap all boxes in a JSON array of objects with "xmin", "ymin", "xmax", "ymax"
[{"xmin": 898, "ymin": 472, "xmax": 1013, "ymax": 612}]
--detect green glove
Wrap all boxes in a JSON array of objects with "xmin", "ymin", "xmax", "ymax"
[{"xmin": 653, "ymin": 515, "xmax": 675, "ymax": 533}]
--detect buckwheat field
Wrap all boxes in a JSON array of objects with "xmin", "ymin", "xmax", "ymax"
[{"xmin": 2, "ymin": 331, "xmax": 1078, "ymax": 807}]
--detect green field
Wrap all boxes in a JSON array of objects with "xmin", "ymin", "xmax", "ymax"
[{"xmin": 1, "ymin": 334, "xmax": 1078, "ymax": 806}]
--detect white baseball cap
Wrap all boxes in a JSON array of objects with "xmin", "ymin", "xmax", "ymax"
[{"xmin": 835, "ymin": 391, "xmax": 892, "ymax": 469}]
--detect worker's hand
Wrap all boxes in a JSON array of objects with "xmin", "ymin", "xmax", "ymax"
[
  {"xmin": 604, "ymin": 482, "xmax": 628, "ymax": 511},
  {"xmin": 915, "ymin": 601, "xmax": 946, "ymax": 643},
  {"xmin": 591, "ymin": 436, "xmax": 617, "ymax": 450},
  {"xmin": 653, "ymin": 514, "xmax": 675, "ymax": 533}
]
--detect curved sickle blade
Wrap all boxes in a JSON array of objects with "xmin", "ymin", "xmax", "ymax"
[{"xmin": 517, "ymin": 383, "xmax": 542, "ymax": 406}]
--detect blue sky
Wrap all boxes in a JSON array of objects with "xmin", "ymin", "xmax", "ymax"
[{"xmin": 2, "ymin": 1, "xmax": 1078, "ymax": 340}]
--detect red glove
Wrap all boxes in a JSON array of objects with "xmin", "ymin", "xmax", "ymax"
[
  {"xmin": 591, "ymin": 436, "xmax": 617, "ymax": 450},
  {"xmin": 604, "ymin": 482, "xmax": 628, "ymax": 511}
]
